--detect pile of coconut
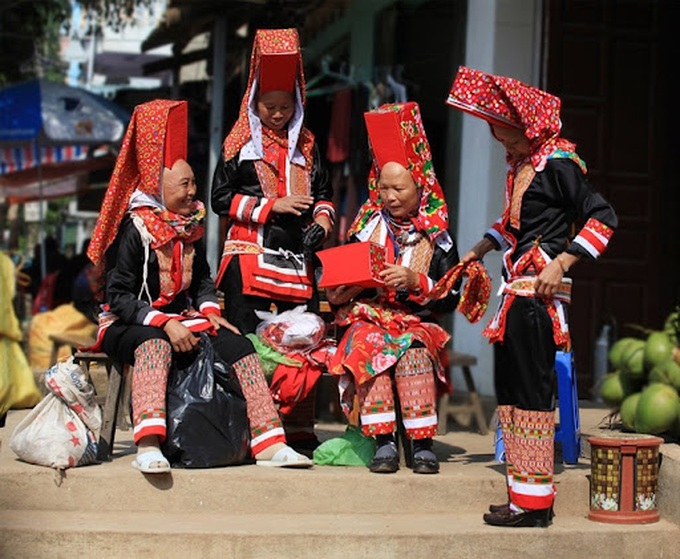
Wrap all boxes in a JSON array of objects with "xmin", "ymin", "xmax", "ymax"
[{"xmin": 599, "ymin": 308, "xmax": 680, "ymax": 437}]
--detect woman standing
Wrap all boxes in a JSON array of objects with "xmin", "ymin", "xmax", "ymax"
[
  {"xmin": 210, "ymin": 28, "xmax": 335, "ymax": 454},
  {"xmin": 326, "ymin": 102, "xmax": 460, "ymax": 475},
  {"xmin": 88, "ymin": 99, "xmax": 313, "ymax": 473},
  {"xmin": 447, "ymin": 66, "xmax": 617, "ymax": 526},
  {"xmin": 211, "ymin": 28, "xmax": 334, "ymax": 333}
]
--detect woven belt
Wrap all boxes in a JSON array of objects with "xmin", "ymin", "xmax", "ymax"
[{"xmin": 503, "ymin": 276, "xmax": 572, "ymax": 304}]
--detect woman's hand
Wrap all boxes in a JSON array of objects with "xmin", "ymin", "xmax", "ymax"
[
  {"xmin": 314, "ymin": 214, "xmax": 333, "ymax": 237},
  {"xmin": 272, "ymin": 194, "xmax": 314, "ymax": 216},
  {"xmin": 163, "ymin": 319, "xmax": 199, "ymax": 353},
  {"xmin": 325, "ymin": 285, "xmax": 364, "ymax": 305},
  {"xmin": 534, "ymin": 259, "xmax": 564, "ymax": 297},
  {"xmin": 207, "ymin": 313, "xmax": 241, "ymax": 335},
  {"xmin": 380, "ymin": 264, "xmax": 418, "ymax": 291},
  {"xmin": 535, "ymin": 253, "xmax": 579, "ymax": 297},
  {"xmin": 460, "ymin": 238, "xmax": 495, "ymax": 265}
]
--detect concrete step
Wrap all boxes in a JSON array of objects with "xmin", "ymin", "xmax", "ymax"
[
  {"xmin": 2, "ymin": 404, "xmax": 679, "ymax": 559},
  {"xmin": 0, "ymin": 409, "xmax": 591, "ymax": 516},
  {"xmin": 1, "ymin": 509, "xmax": 678, "ymax": 559}
]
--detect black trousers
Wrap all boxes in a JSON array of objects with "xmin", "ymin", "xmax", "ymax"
[
  {"xmin": 493, "ymin": 297, "xmax": 558, "ymax": 411},
  {"xmin": 102, "ymin": 321, "xmax": 255, "ymax": 367}
]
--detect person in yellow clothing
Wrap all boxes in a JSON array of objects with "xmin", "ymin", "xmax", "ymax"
[{"xmin": 0, "ymin": 250, "xmax": 41, "ymax": 423}]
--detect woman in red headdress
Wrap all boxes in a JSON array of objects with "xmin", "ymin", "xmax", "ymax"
[
  {"xmin": 211, "ymin": 28, "xmax": 334, "ymax": 332},
  {"xmin": 211, "ymin": 28, "xmax": 335, "ymax": 456},
  {"xmin": 325, "ymin": 102, "xmax": 462, "ymax": 475},
  {"xmin": 88, "ymin": 99, "xmax": 313, "ymax": 473},
  {"xmin": 447, "ymin": 66, "xmax": 617, "ymax": 527}
]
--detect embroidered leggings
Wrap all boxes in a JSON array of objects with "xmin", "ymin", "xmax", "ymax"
[
  {"xmin": 357, "ymin": 347, "xmax": 438, "ymax": 439},
  {"xmin": 103, "ymin": 324, "xmax": 285, "ymax": 455},
  {"xmin": 494, "ymin": 297, "xmax": 557, "ymax": 510}
]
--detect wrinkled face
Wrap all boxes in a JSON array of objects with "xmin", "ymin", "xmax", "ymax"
[
  {"xmin": 257, "ymin": 90, "xmax": 295, "ymax": 131},
  {"xmin": 491, "ymin": 124, "xmax": 532, "ymax": 160},
  {"xmin": 378, "ymin": 162, "xmax": 420, "ymax": 219},
  {"xmin": 162, "ymin": 159, "xmax": 197, "ymax": 216}
]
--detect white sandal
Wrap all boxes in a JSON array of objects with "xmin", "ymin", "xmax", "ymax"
[
  {"xmin": 131, "ymin": 449, "xmax": 171, "ymax": 474},
  {"xmin": 256, "ymin": 446, "xmax": 314, "ymax": 468}
]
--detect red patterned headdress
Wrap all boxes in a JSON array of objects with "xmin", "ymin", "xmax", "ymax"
[
  {"xmin": 222, "ymin": 28, "xmax": 312, "ymax": 164},
  {"xmin": 87, "ymin": 99, "xmax": 188, "ymax": 266},
  {"xmin": 446, "ymin": 66, "xmax": 574, "ymax": 170},
  {"xmin": 347, "ymin": 102, "xmax": 449, "ymax": 242}
]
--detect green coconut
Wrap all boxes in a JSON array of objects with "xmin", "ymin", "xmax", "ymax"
[
  {"xmin": 600, "ymin": 372, "xmax": 625, "ymax": 408},
  {"xmin": 608, "ymin": 338, "xmax": 636, "ymax": 370},
  {"xmin": 619, "ymin": 339, "xmax": 646, "ymax": 381},
  {"xmin": 620, "ymin": 392, "xmax": 641, "ymax": 432},
  {"xmin": 643, "ymin": 331, "xmax": 675, "ymax": 370},
  {"xmin": 634, "ymin": 382, "xmax": 680, "ymax": 435},
  {"xmin": 648, "ymin": 358, "xmax": 680, "ymax": 390}
]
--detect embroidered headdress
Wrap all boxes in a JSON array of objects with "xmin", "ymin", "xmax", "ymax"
[
  {"xmin": 87, "ymin": 99, "xmax": 191, "ymax": 266},
  {"xmin": 446, "ymin": 65, "xmax": 586, "ymax": 173},
  {"xmin": 221, "ymin": 28, "xmax": 313, "ymax": 168},
  {"xmin": 347, "ymin": 101, "xmax": 449, "ymax": 242},
  {"xmin": 446, "ymin": 66, "xmax": 588, "ymax": 230}
]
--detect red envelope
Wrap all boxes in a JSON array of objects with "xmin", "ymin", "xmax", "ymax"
[{"xmin": 317, "ymin": 242, "xmax": 392, "ymax": 289}]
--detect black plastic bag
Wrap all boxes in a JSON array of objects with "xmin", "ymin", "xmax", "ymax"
[{"xmin": 162, "ymin": 333, "xmax": 251, "ymax": 468}]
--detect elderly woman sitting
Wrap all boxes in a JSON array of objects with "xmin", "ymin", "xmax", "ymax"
[
  {"xmin": 87, "ymin": 99, "xmax": 313, "ymax": 473},
  {"xmin": 325, "ymin": 102, "xmax": 460, "ymax": 474}
]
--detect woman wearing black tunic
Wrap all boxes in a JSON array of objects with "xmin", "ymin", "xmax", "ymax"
[
  {"xmin": 87, "ymin": 99, "xmax": 313, "ymax": 473},
  {"xmin": 447, "ymin": 66, "xmax": 617, "ymax": 526}
]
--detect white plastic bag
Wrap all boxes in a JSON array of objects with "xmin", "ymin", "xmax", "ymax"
[
  {"xmin": 9, "ymin": 357, "xmax": 102, "ymax": 470},
  {"xmin": 255, "ymin": 305, "xmax": 326, "ymax": 352}
]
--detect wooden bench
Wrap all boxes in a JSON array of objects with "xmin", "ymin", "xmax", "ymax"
[
  {"xmin": 437, "ymin": 351, "xmax": 489, "ymax": 435},
  {"xmin": 49, "ymin": 333, "xmax": 130, "ymax": 461}
]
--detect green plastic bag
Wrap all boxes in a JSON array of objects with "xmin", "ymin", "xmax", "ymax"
[
  {"xmin": 313, "ymin": 425, "xmax": 376, "ymax": 466},
  {"xmin": 245, "ymin": 333, "xmax": 301, "ymax": 379}
]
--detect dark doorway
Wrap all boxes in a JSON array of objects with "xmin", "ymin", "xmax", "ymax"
[{"xmin": 544, "ymin": 0, "xmax": 679, "ymax": 397}]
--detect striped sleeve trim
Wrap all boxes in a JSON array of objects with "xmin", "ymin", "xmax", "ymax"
[
  {"xmin": 571, "ymin": 218, "xmax": 613, "ymax": 258},
  {"xmin": 485, "ymin": 219, "xmax": 509, "ymax": 250},
  {"xmin": 143, "ymin": 310, "xmax": 171, "ymax": 328},
  {"xmin": 230, "ymin": 194, "xmax": 275, "ymax": 224},
  {"xmin": 199, "ymin": 302, "xmax": 221, "ymax": 316},
  {"xmin": 314, "ymin": 201, "xmax": 336, "ymax": 225}
]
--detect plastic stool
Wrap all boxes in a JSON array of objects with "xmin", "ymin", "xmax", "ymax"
[
  {"xmin": 494, "ymin": 423, "xmax": 505, "ymax": 462},
  {"xmin": 554, "ymin": 350, "xmax": 581, "ymax": 464},
  {"xmin": 492, "ymin": 350, "xmax": 581, "ymax": 464}
]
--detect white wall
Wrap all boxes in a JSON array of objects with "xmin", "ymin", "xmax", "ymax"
[{"xmin": 447, "ymin": 0, "xmax": 540, "ymax": 397}]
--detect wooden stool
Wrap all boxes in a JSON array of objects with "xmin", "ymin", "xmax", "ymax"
[
  {"xmin": 72, "ymin": 350, "xmax": 130, "ymax": 461},
  {"xmin": 73, "ymin": 351, "xmax": 132, "ymax": 461},
  {"xmin": 49, "ymin": 332, "xmax": 99, "ymax": 370},
  {"xmin": 437, "ymin": 351, "xmax": 489, "ymax": 435},
  {"xmin": 49, "ymin": 333, "xmax": 130, "ymax": 461}
]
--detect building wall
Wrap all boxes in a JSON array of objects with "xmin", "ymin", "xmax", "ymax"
[{"xmin": 448, "ymin": 0, "xmax": 540, "ymax": 397}]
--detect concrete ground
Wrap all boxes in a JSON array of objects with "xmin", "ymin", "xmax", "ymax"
[{"xmin": 1, "ymin": 390, "xmax": 679, "ymax": 559}]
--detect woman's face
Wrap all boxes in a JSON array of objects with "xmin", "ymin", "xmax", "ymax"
[
  {"xmin": 491, "ymin": 124, "xmax": 532, "ymax": 160},
  {"xmin": 378, "ymin": 162, "xmax": 420, "ymax": 219},
  {"xmin": 257, "ymin": 90, "xmax": 295, "ymax": 131},
  {"xmin": 162, "ymin": 159, "xmax": 197, "ymax": 216}
]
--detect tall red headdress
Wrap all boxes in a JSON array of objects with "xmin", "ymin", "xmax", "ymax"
[
  {"xmin": 88, "ymin": 99, "xmax": 188, "ymax": 267},
  {"xmin": 222, "ymin": 28, "xmax": 312, "ymax": 164},
  {"xmin": 258, "ymin": 51, "xmax": 299, "ymax": 94},
  {"xmin": 347, "ymin": 102, "xmax": 449, "ymax": 243}
]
